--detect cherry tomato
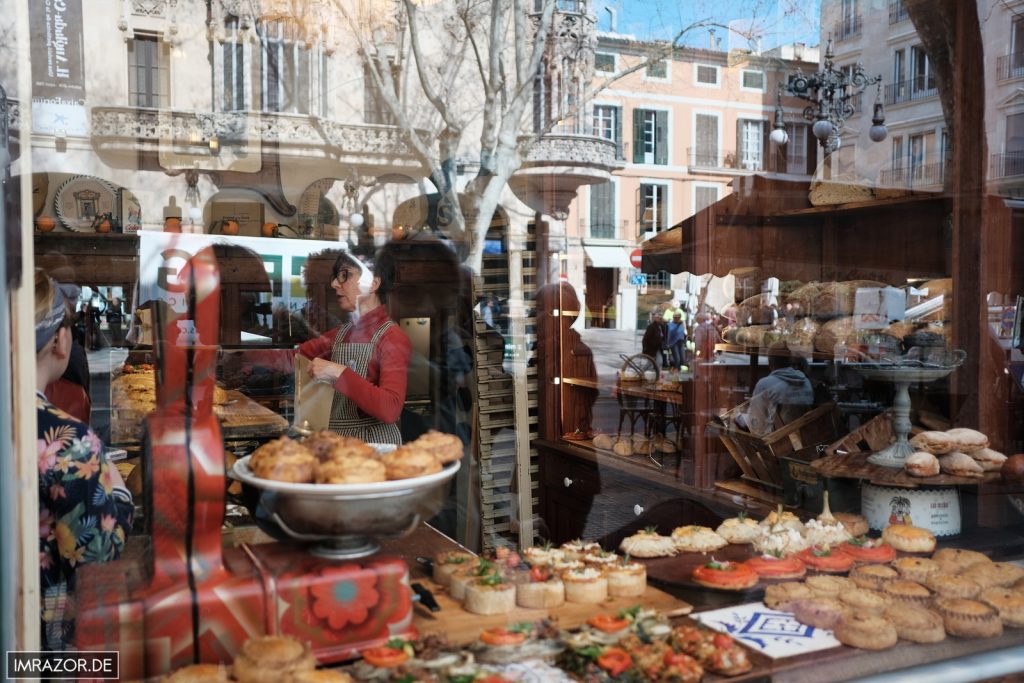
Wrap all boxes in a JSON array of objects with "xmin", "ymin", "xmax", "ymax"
[
  {"xmin": 478, "ymin": 627, "xmax": 527, "ymax": 646},
  {"xmin": 361, "ymin": 646, "xmax": 409, "ymax": 668},
  {"xmin": 713, "ymin": 633, "xmax": 734, "ymax": 649},
  {"xmin": 530, "ymin": 565, "xmax": 551, "ymax": 582},
  {"xmin": 664, "ymin": 651, "xmax": 696, "ymax": 667},
  {"xmin": 597, "ymin": 647, "xmax": 632, "ymax": 677},
  {"xmin": 587, "ymin": 614, "xmax": 631, "ymax": 633}
]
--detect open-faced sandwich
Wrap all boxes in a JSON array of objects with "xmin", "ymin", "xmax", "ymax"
[
  {"xmin": 796, "ymin": 543, "xmax": 855, "ymax": 574},
  {"xmin": 670, "ymin": 624, "xmax": 753, "ymax": 676},
  {"xmin": 744, "ymin": 551, "xmax": 807, "ymax": 579},
  {"xmin": 839, "ymin": 536, "xmax": 897, "ymax": 564},
  {"xmin": 468, "ymin": 621, "xmax": 563, "ymax": 665}
]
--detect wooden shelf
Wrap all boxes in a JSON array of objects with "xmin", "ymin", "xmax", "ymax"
[{"xmin": 811, "ymin": 451, "xmax": 1003, "ymax": 488}]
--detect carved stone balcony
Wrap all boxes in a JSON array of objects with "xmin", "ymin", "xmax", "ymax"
[
  {"xmin": 89, "ymin": 106, "xmax": 422, "ymax": 173},
  {"xmin": 510, "ymin": 133, "xmax": 625, "ymax": 219}
]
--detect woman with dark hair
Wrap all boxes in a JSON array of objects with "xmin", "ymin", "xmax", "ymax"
[{"xmin": 297, "ymin": 250, "xmax": 411, "ymax": 444}]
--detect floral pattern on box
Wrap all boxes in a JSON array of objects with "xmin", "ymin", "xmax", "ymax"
[{"xmin": 693, "ymin": 602, "xmax": 840, "ymax": 659}]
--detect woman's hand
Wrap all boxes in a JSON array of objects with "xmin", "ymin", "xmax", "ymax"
[{"xmin": 309, "ymin": 357, "xmax": 346, "ymax": 385}]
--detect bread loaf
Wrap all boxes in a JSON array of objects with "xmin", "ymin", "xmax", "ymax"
[
  {"xmin": 736, "ymin": 294, "xmax": 779, "ymax": 326},
  {"xmin": 814, "ymin": 316, "xmax": 857, "ymax": 353}
]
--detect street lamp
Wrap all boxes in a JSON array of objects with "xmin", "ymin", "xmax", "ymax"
[{"xmin": 770, "ymin": 37, "xmax": 886, "ymax": 156}]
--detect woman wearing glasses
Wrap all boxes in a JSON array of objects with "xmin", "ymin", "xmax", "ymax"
[{"xmin": 297, "ymin": 250, "xmax": 411, "ymax": 444}]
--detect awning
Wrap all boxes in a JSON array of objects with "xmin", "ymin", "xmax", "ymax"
[
  {"xmin": 584, "ymin": 245, "xmax": 632, "ymax": 269},
  {"xmin": 641, "ymin": 223, "xmax": 688, "ymax": 274}
]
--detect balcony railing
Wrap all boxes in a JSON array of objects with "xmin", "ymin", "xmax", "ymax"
[
  {"xmin": 888, "ymin": 0, "xmax": 909, "ymax": 24},
  {"xmin": 883, "ymin": 76, "xmax": 939, "ymax": 105},
  {"xmin": 990, "ymin": 151, "xmax": 1024, "ymax": 179},
  {"xmin": 833, "ymin": 15, "xmax": 862, "ymax": 41},
  {"xmin": 687, "ymin": 147, "xmax": 764, "ymax": 172},
  {"xmin": 879, "ymin": 162, "xmax": 944, "ymax": 188},
  {"xmin": 520, "ymin": 133, "xmax": 624, "ymax": 171},
  {"xmin": 997, "ymin": 53, "xmax": 1024, "ymax": 81},
  {"xmin": 578, "ymin": 219, "xmax": 630, "ymax": 240}
]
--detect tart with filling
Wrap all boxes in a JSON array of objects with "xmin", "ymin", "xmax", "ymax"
[
  {"xmin": 744, "ymin": 552, "xmax": 807, "ymax": 579},
  {"xmin": 671, "ymin": 525, "xmax": 729, "ymax": 553},
  {"xmin": 839, "ymin": 536, "xmax": 897, "ymax": 564},
  {"xmin": 692, "ymin": 559, "xmax": 758, "ymax": 590},
  {"xmin": 619, "ymin": 528, "xmax": 677, "ymax": 558},
  {"xmin": 715, "ymin": 514, "xmax": 762, "ymax": 544},
  {"xmin": 833, "ymin": 610, "xmax": 898, "ymax": 650},
  {"xmin": 432, "ymin": 550, "xmax": 476, "ymax": 587},
  {"xmin": 562, "ymin": 566, "xmax": 609, "ymax": 603},
  {"xmin": 605, "ymin": 558, "xmax": 647, "ymax": 598},
  {"xmin": 882, "ymin": 603, "xmax": 946, "ymax": 643},
  {"xmin": 464, "ymin": 573, "xmax": 516, "ymax": 615},
  {"xmin": 796, "ymin": 544, "xmax": 855, "ymax": 574},
  {"xmin": 515, "ymin": 564, "xmax": 565, "ymax": 609},
  {"xmin": 934, "ymin": 597, "xmax": 1004, "ymax": 638}
]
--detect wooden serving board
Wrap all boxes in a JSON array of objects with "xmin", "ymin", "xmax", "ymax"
[
  {"xmin": 812, "ymin": 451, "xmax": 1002, "ymax": 488},
  {"xmin": 412, "ymin": 578, "xmax": 692, "ymax": 645},
  {"xmin": 216, "ymin": 390, "xmax": 289, "ymax": 439}
]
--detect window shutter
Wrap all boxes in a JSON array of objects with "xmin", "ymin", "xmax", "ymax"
[
  {"xmin": 761, "ymin": 122, "xmax": 769, "ymax": 171},
  {"xmin": 633, "ymin": 109, "xmax": 645, "ymax": 164},
  {"xmin": 614, "ymin": 106, "xmax": 623, "ymax": 160},
  {"xmin": 805, "ymin": 125, "xmax": 815, "ymax": 175},
  {"xmin": 736, "ymin": 120, "xmax": 743, "ymax": 169},
  {"xmin": 635, "ymin": 185, "xmax": 643, "ymax": 232},
  {"xmin": 654, "ymin": 110, "xmax": 668, "ymax": 165}
]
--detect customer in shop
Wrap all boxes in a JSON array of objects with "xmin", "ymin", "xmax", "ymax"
[
  {"xmin": 299, "ymin": 247, "xmax": 411, "ymax": 444},
  {"xmin": 735, "ymin": 350, "xmax": 814, "ymax": 436},
  {"xmin": 35, "ymin": 269, "xmax": 133, "ymax": 651}
]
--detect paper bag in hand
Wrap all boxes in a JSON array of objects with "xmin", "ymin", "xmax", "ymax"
[{"xmin": 293, "ymin": 355, "xmax": 334, "ymax": 431}]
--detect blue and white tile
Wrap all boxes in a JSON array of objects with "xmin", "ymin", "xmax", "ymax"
[{"xmin": 693, "ymin": 602, "xmax": 840, "ymax": 659}]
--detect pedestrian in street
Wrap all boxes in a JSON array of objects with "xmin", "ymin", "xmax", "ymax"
[
  {"xmin": 666, "ymin": 312, "xmax": 687, "ymax": 369},
  {"xmin": 641, "ymin": 312, "xmax": 667, "ymax": 363}
]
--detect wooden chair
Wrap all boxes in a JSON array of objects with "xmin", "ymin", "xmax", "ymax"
[
  {"xmin": 709, "ymin": 401, "xmax": 842, "ymax": 501},
  {"xmin": 616, "ymin": 380, "xmax": 654, "ymax": 436}
]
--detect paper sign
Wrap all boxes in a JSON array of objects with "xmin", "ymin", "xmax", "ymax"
[
  {"xmin": 854, "ymin": 286, "xmax": 906, "ymax": 330},
  {"xmin": 293, "ymin": 355, "xmax": 334, "ymax": 432},
  {"xmin": 693, "ymin": 602, "xmax": 840, "ymax": 659}
]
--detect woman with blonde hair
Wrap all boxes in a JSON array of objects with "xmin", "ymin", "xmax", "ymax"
[{"xmin": 35, "ymin": 269, "xmax": 133, "ymax": 650}]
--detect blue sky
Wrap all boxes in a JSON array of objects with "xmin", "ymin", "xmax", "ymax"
[{"xmin": 592, "ymin": 0, "xmax": 821, "ymax": 50}]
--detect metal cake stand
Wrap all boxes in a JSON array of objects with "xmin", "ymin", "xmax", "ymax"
[{"xmin": 852, "ymin": 352, "xmax": 964, "ymax": 468}]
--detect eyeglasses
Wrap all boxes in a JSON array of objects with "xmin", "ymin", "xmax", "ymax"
[{"xmin": 333, "ymin": 268, "xmax": 353, "ymax": 284}]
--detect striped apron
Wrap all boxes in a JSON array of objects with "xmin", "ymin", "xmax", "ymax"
[{"xmin": 327, "ymin": 319, "xmax": 403, "ymax": 445}]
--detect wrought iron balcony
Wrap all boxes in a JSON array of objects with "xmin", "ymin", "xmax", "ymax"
[
  {"xmin": 687, "ymin": 147, "xmax": 764, "ymax": 172},
  {"xmin": 990, "ymin": 151, "xmax": 1024, "ymax": 179},
  {"xmin": 997, "ymin": 53, "xmax": 1024, "ymax": 81},
  {"xmin": 888, "ymin": 0, "xmax": 909, "ymax": 24},
  {"xmin": 833, "ymin": 15, "xmax": 862, "ymax": 41},
  {"xmin": 879, "ymin": 162, "xmax": 944, "ymax": 188},
  {"xmin": 883, "ymin": 76, "xmax": 939, "ymax": 105}
]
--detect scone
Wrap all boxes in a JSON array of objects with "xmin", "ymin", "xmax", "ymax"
[
  {"xmin": 850, "ymin": 564, "xmax": 899, "ymax": 591},
  {"xmin": 763, "ymin": 582, "xmax": 815, "ymax": 611},
  {"xmin": 882, "ymin": 603, "xmax": 946, "ymax": 643},
  {"xmin": 716, "ymin": 516, "xmax": 762, "ymax": 544},
  {"xmin": 833, "ymin": 610, "xmax": 898, "ymax": 650},
  {"xmin": 381, "ymin": 445, "xmax": 442, "ymax": 480},
  {"xmin": 881, "ymin": 525, "xmax": 935, "ymax": 553},
  {"xmin": 619, "ymin": 529, "xmax": 677, "ymax": 558},
  {"xmin": 978, "ymin": 587, "xmax": 1024, "ymax": 628},
  {"xmin": 315, "ymin": 456, "xmax": 386, "ymax": 484},
  {"xmin": 944, "ymin": 428, "xmax": 989, "ymax": 454},
  {"xmin": 933, "ymin": 598, "xmax": 1004, "ymax": 638},
  {"xmin": 302, "ymin": 431, "xmax": 375, "ymax": 463},
  {"xmin": 233, "ymin": 636, "xmax": 317, "ymax": 683},
  {"xmin": 671, "ymin": 525, "xmax": 729, "ymax": 552},
  {"xmin": 163, "ymin": 664, "xmax": 232, "ymax": 683},
  {"xmin": 249, "ymin": 437, "xmax": 317, "ymax": 483}
]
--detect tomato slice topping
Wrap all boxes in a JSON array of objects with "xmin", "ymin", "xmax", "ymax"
[
  {"xmin": 588, "ymin": 613, "xmax": 631, "ymax": 633},
  {"xmin": 530, "ymin": 565, "xmax": 551, "ymax": 582},
  {"xmin": 663, "ymin": 651, "xmax": 696, "ymax": 667},
  {"xmin": 597, "ymin": 648, "xmax": 632, "ymax": 677},
  {"xmin": 712, "ymin": 633, "xmax": 734, "ymax": 649},
  {"xmin": 361, "ymin": 646, "xmax": 409, "ymax": 668},
  {"xmin": 478, "ymin": 627, "xmax": 527, "ymax": 646}
]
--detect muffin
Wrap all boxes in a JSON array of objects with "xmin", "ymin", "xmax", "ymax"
[{"xmin": 233, "ymin": 636, "xmax": 317, "ymax": 683}]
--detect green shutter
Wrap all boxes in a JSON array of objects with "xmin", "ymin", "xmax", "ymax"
[
  {"xmin": 633, "ymin": 108, "xmax": 645, "ymax": 163},
  {"xmin": 614, "ymin": 106, "xmax": 623, "ymax": 160},
  {"xmin": 655, "ymin": 110, "xmax": 668, "ymax": 165}
]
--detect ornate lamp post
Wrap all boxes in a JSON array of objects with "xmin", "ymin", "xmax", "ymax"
[{"xmin": 770, "ymin": 37, "xmax": 887, "ymax": 158}]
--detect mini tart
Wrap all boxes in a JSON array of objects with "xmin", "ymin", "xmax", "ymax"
[
  {"xmin": 959, "ymin": 561, "xmax": 1024, "ymax": 590},
  {"xmin": 618, "ymin": 530, "xmax": 677, "ymax": 558},
  {"xmin": 464, "ymin": 578, "xmax": 516, "ymax": 615},
  {"xmin": 833, "ymin": 610, "xmax": 898, "ymax": 650},
  {"xmin": 562, "ymin": 567, "xmax": 609, "ymax": 603},
  {"xmin": 834, "ymin": 512, "xmax": 869, "ymax": 538},
  {"xmin": 232, "ymin": 636, "xmax": 317, "ymax": 683},
  {"xmin": 850, "ymin": 564, "xmax": 899, "ymax": 591},
  {"xmin": 932, "ymin": 547, "xmax": 992, "ymax": 573},
  {"xmin": 449, "ymin": 566, "xmax": 481, "ymax": 601},
  {"xmin": 796, "ymin": 545, "xmax": 855, "ymax": 574},
  {"xmin": 924, "ymin": 573, "xmax": 981, "ymax": 599},
  {"xmin": 791, "ymin": 597, "xmax": 847, "ymax": 630},
  {"xmin": 522, "ymin": 545, "xmax": 565, "ymax": 567},
  {"xmin": 882, "ymin": 580, "xmax": 933, "ymax": 606},
  {"xmin": 882, "ymin": 604, "xmax": 946, "ymax": 644},
  {"xmin": 583, "ymin": 550, "xmax": 621, "ymax": 569},
  {"xmin": 432, "ymin": 551, "xmax": 476, "ymax": 587},
  {"xmin": 978, "ymin": 587, "xmax": 1024, "ymax": 628},
  {"xmin": 551, "ymin": 559, "xmax": 585, "ymax": 574},
  {"xmin": 163, "ymin": 664, "xmax": 232, "ymax": 683},
  {"xmin": 692, "ymin": 560, "xmax": 758, "ymax": 590},
  {"xmin": 516, "ymin": 576, "xmax": 565, "ymax": 609},
  {"xmin": 744, "ymin": 554, "xmax": 807, "ymax": 579},
  {"xmin": 560, "ymin": 539, "xmax": 602, "ymax": 561},
  {"xmin": 933, "ymin": 597, "xmax": 1004, "ymax": 638},
  {"xmin": 763, "ymin": 582, "xmax": 815, "ymax": 611},
  {"xmin": 839, "ymin": 537, "xmax": 897, "ymax": 564},
  {"xmin": 671, "ymin": 525, "xmax": 729, "ymax": 552},
  {"xmin": 805, "ymin": 574, "xmax": 856, "ymax": 598},
  {"xmin": 605, "ymin": 561, "xmax": 647, "ymax": 598},
  {"xmin": 716, "ymin": 516, "xmax": 762, "ymax": 544},
  {"xmin": 881, "ymin": 525, "xmax": 936, "ymax": 553},
  {"xmin": 839, "ymin": 588, "xmax": 887, "ymax": 615},
  {"xmin": 891, "ymin": 557, "xmax": 942, "ymax": 583}
]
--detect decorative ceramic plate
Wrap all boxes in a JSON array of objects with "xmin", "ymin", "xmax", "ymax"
[{"xmin": 53, "ymin": 175, "xmax": 118, "ymax": 232}]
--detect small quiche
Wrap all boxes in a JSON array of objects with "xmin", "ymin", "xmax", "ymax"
[
  {"xmin": 671, "ymin": 525, "xmax": 729, "ymax": 553},
  {"xmin": 619, "ymin": 528, "xmax": 677, "ymax": 558},
  {"xmin": 562, "ymin": 567, "xmax": 609, "ymax": 603},
  {"xmin": 692, "ymin": 559, "xmax": 759, "ymax": 590}
]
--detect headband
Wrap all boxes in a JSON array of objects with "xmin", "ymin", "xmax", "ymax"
[{"xmin": 35, "ymin": 280, "xmax": 79, "ymax": 352}]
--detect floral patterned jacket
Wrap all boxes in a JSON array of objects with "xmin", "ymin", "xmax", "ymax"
[{"xmin": 37, "ymin": 394, "xmax": 133, "ymax": 651}]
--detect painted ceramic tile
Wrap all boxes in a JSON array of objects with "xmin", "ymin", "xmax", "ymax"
[
  {"xmin": 496, "ymin": 658, "xmax": 575, "ymax": 681},
  {"xmin": 693, "ymin": 602, "xmax": 840, "ymax": 659}
]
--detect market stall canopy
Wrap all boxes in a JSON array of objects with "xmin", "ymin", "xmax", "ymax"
[{"xmin": 584, "ymin": 245, "xmax": 632, "ymax": 269}]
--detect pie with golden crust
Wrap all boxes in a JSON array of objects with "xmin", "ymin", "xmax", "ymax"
[
  {"xmin": 839, "ymin": 588, "xmax": 887, "ymax": 615},
  {"xmin": 891, "ymin": 557, "xmax": 942, "ymax": 583},
  {"xmin": 881, "ymin": 525, "xmax": 935, "ymax": 553},
  {"xmin": 958, "ymin": 562, "xmax": 1023, "ymax": 590},
  {"xmin": 791, "ymin": 597, "xmax": 847, "ymax": 630},
  {"xmin": 763, "ymin": 582, "xmax": 815, "ymax": 611},
  {"xmin": 932, "ymin": 548, "xmax": 992, "ymax": 573},
  {"xmin": 805, "ymin": 574, "xmax": 856, "ymax": 598},
  {"xmin": 978, "ymin": 587, "xmax": 1024, "ymax": 628},
  {"xmin": 850, "ymin": 564, "xmax": 899, "ymax": 591},
  {"xmin": 882, "ymin": 580, "xmax": 933, "ymax": 606},
  {"xmin": 933, "ymin": 597, "xmax": 1004, "ymax": 638},
  {"xmin": 924, "ymin": 573, "xmax": 982, "ymax": 600},
  {"xmin": 833, "ymin": 610, "xmax": 898, "ymax": 650},
  {"xmin": 882, "ymin": 604, "xmax": 946, "ymax": 643}
]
